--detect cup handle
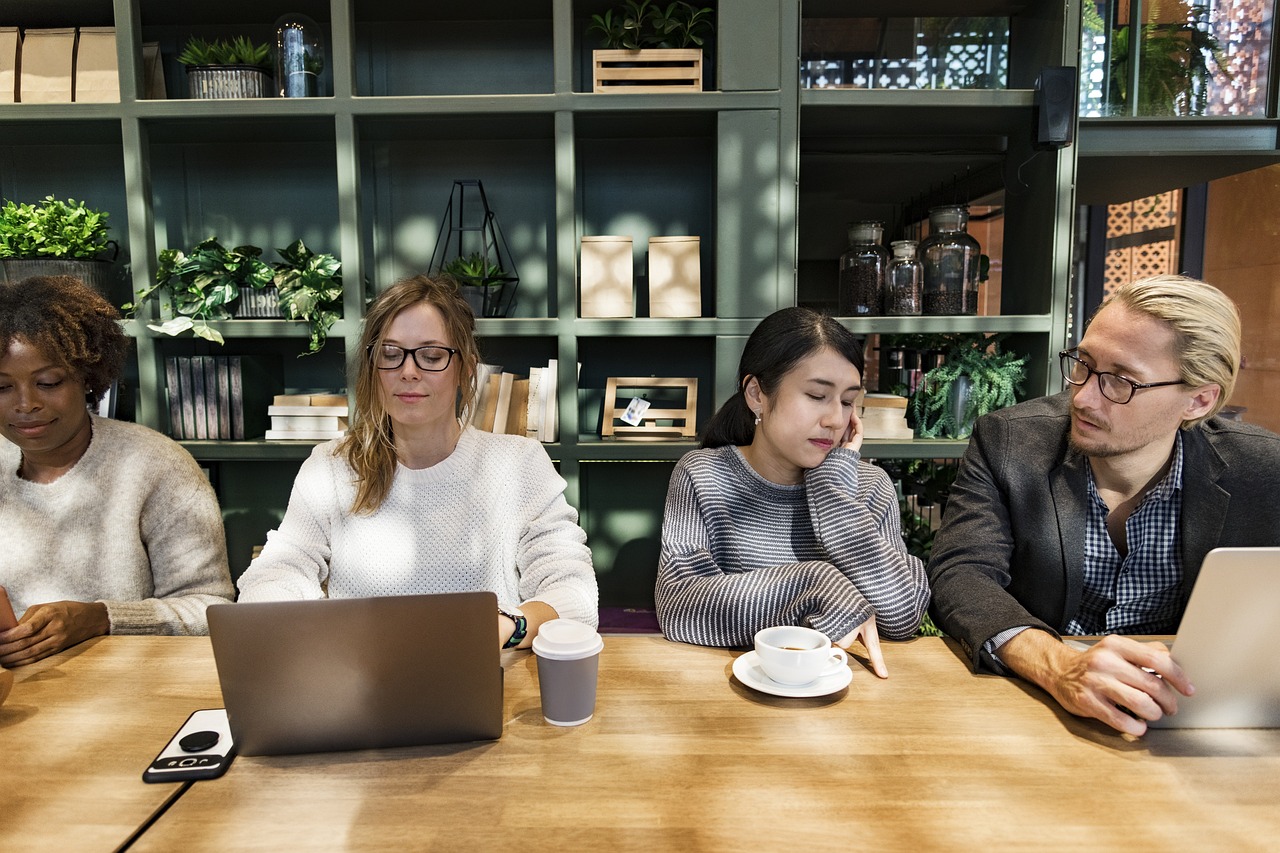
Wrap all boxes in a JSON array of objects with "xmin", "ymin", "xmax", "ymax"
[{"xmin": 820, "ymin": 647, "xmax": 848, "ymax": 677}]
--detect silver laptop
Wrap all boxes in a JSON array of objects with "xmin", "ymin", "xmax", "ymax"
[
  {"xmin": 207, "ymin": 591, "xmax": 503, "ymax": 755},
  {"xmin": 1148, "ymin": 547, "xmax": 1280, "ymax": 729}
]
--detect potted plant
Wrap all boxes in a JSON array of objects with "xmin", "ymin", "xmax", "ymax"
[
  {"xmin": 588, "ymin": 0, "xmax": 714, "ymax": 93},
  {"xmin": 909, "ymin": 333, "xmax": 1027, "ymax": 439},
  {"xmin": 125, "ymin": 237, "xmax": 275, "ymax": 344},
  {"xmin": 272, "ymin": 239, "xmax": 343, "ymax": 355},
  {"xmin": 0, "ymin": 195, "xmax": 118, "ymax": 293},
  {"xmin": 125, "ymin": 237, "xmax": 342, "ymax": 355},
  {"xmin": 178, "ymin": 35, "xmax": 273, "ymax": 99},
  {"xmin": 443, "ymin": 252, "xmax": 515, "ymax": 319}
]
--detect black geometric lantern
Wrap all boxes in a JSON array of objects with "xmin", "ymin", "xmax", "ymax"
[{"xmin": 428, "ymin": 179, "xmax": 519, "ymax": 318}]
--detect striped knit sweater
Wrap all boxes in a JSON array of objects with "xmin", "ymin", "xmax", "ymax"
[{"xmin": 656, "ymin": 445, "xmax": 929, "ymax": 647}]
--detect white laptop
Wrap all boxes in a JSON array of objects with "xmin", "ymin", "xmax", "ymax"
[
  {"xmin": 207, "ymin": 591, "xmax": 504, "ymax": 755},
  {"xmin": 1148, "ymin": 547, "xmax": 1280, "ymax": 729}
]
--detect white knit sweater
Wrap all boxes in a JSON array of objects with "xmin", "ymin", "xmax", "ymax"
[
  {"xmin": 237, "ymin": 427, "xmax": 598, "ymax": 626},
  {"xmin": 0, "ymin": 414, "xmax": 234, "ymax": 633},
  {"xmin": 656, "ymin": 445, "xmax": 929, "ymax": 646}
]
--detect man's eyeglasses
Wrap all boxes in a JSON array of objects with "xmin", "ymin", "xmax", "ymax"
[
  {"xmin": 1058, "ymin": 348, "xmax": 1184, "ymax": 405},
  {"xmin": 370, "ymin": 344, "xmax": 459, "ymax": 372}
]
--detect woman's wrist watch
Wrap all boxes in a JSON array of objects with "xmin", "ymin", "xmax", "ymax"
[{"xmin": 499, "ymin": 606, "xmax": 527, "ymax": 649}]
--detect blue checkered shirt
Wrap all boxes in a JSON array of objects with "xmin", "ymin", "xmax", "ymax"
[
  {"xmin": 1064, "ymin": 431, "xmax": 1185, "ymax": 635},
  {"xmin": 988, "ymin": 433, "xmax": 1186, "ymax": 662}
]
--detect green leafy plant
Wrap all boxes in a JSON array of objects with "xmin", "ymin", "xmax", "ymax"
[
  {"xmin": 273, "ymin": 239, "xmax": 343, "ymax": 355},
  {"xmin": 1106, "ymin": 1, "xmax": 1229, "ymax": 116},
  {"xmin": 442, "ymin": 251, "xmax": 505, "ymax": 285},
  {"xmin": 910, "ymin": 333, "xmax": 1027, "ymax": 439},
  {"xmin": 177, "ymin": 35, "xmax": 272, "ymax": 69},
  {"xmin": 0, "ymin": 196, "xmax": 111, "ymax": 260},
  {"xmin": 588, "ymin": 1, "xmax": 714, "ymax": 50},
  {"xmin": 125, "ymin": 237, "xmax": 342, "ymax": 355},
  {"xmin": 125, "ymin": 238, "xmax": 274, "ymax": 344}
]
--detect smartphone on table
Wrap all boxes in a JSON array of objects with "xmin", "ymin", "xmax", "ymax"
[{"xmin": 143, "ymin": 708, "xmax": 237, "ymax": 783}]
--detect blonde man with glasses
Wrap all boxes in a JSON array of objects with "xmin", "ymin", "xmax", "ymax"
[{"xmin": 927, "ymin": 275, "xmax": 1280, "ymax": 736}]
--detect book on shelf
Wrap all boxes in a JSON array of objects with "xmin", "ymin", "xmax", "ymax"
[
  {"xmin": 264, "ymin": 428, "xmax": 347, "ymax": 441},
  {"xmin": 525, "ymin": 367, "xmax": 543, "ymax": 439},
  {"xmin": 506, "ymin": 378, "xmax": 530, "ymax": 436},
  {"xmin": 469, "ymin": 363, "xmax": 503, "ymax": 428},
  {"xmin": 272, "ymin": 393, "xmax": 348, "ymax": 407},
  {"xmin": 540, "ymin": 359, "xmax": 558, "ymax": 443},
  {"xmin": 267, "ymin": 405, "xmax": 349, "ymax": 417},
  {"xmin": 165, "ymin": 354, "xmax": 283, "ymax": 440},
  {"xmin": 491, "ymin": 372, "xmax": 516, "ymax": 435},
  {"xmin": 270, "ymin": 414, "xmax": 348, "ymax": 432}
]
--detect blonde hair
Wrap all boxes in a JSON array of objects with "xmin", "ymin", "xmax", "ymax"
[
  {"xmin": 341, "ymin": 275, "xmax": 479, "ymax": 514},
  {"xmin": 1099, "ymin": 274, "xmax": 1241, "ymax": 428}
]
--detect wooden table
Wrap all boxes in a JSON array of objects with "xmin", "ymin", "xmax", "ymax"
[
  {"xmin": 0, "ymin": 636, "xmax": 223, "ymax": 852},
  {"xmin": 5, "ymin": 636, "xmax": 1280, "ymax": 852}
]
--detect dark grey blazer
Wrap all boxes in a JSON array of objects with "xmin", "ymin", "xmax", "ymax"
[{"xmin": 927, "ymin": 392, "xmax": 1280, "ymax": 672}]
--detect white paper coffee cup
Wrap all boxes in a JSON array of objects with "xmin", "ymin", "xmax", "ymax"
[{"xmin": 532, "ymin": 619, "xmax": 604, "ymax": 726}]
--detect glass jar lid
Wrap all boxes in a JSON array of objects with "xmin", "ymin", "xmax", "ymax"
[
  {"xmin": 846, "ymin": 220, "xmax": 884, "ymax": 244},
  {"xmin": 890, "ymin": 239, "xmax": 918, "ymax": 258},
  {"xmin": 927, "ymin": 205, "xmax": 969, "ymax": 232}
]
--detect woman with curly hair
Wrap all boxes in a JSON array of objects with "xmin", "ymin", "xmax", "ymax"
[
  {"xmin": 236, "ymin": 275, "xmax": 597, "ymax": 649},
  {"xmin": 0, "ymin": 275, "xmax": 233, "ymax": 666}
]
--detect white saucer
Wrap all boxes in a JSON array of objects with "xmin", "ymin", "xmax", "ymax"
[{"xmin": 732, "ymin": 650, "xmax": 853, "ymax": 698}]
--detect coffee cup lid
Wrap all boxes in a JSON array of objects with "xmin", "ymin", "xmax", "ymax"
[{"xmin": 532, "ymin": 619, "xmax": 604, "ymax": 660}]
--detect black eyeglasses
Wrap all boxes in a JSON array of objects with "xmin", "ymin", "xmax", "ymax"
[
  {"xmin": 369, "ymin": 344, "xmax": 459, "ymax": 372},
  {"xmin": 1058, "ymin": 349, "xmax": 1184, "ymax": 405}
]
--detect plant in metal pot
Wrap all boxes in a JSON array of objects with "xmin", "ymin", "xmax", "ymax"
[
  {"xmin": 124, "ymin": 237, "xmax": 274, "ymax": 344},
  {"xmin": 910, "ymin": 333, "xmax": 1027, "ymax": 439},
  {"xmin": 0, "ymin": 196, "xmax": 118, "ymax": 290},
  {"xmin": 443, "ymin": 251, "xmax": 512, "ymax": 318},
  {"xmin": 272, "ymin": 239, "xmax": 343, "ymax": 356},
  {"xmin": 178, "ymin": 35, "xmax": 274, "ymax": 99}
]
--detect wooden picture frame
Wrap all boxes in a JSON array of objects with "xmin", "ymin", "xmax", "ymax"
[{"xmin": 601, "ymin": 377, "xmax": 698, "ymax": 440}]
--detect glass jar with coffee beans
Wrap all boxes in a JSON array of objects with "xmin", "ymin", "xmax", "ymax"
[
  {"xmin": 884, "ymin": 239, "xmax": 923, "ymax": 315},
  {"xmin": 920, "ymin": 205, "xmax": 981, "ymax": 315},
  {"xmin": 838, "ymin": 221, "xmax": 888, "ymax": 317}
]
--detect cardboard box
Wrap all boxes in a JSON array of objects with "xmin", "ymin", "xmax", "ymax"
[
  {"xmin": 580, "ymin": 236, "xmax": 633, "ymax": 318},
  {"xmin": 0, "ymin": 27, "xmax": 19, "ymax": 104},
  {"xmin": 648, "ymin": 235, "xmax": 701, "ymax": 318},
  {"xmin": 75, "ymin": 27, "xmax": 119, "ymax": 103},
  {"xmin": 19, "ymin": 28, "xmax": 76, "ymax": 103}
]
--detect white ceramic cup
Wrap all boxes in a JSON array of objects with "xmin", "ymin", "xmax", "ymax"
[{"xmin": 753, "ymin": 625, "xmax": 848, "ymax": 686}]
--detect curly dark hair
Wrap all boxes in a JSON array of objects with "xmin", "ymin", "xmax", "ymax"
[{"xmin": 0, "ymin": 275, "xmax": 130, "ymax": 405}]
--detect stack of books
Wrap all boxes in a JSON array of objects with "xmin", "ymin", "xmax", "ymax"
[
  {"xmin": 265, "ymin": 393, "xmax": 349, "ymax": 441},
  {"xmin": 859, "ymin": 393, "xmax": 914, "ymax": 439},
  {"xmin": 470, "ymin": 360, "xmax": 562, "ymax": 443},
  {"xmin": 164, "ymin": 355, "xmax": 280, "ymax": 440}
]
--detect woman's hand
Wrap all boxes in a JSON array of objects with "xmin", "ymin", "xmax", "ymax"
[
  {"xmin": 0, "ymin": 601, "xmax": 109, "ymax": 667},
  {"xmin": 837, "ymin": 614, "xmax": 887, "ymax": 678},
  {"xmin": 840, "ymin": 404, "xmax": 865, "ymax": 454}
]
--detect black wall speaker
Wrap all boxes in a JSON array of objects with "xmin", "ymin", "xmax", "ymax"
[{"xmin": 1035, "ymin": 66, "xmax": 1077, "ymax": 148}]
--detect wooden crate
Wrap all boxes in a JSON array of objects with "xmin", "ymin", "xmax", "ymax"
[{"xmin": 593, "ymin": 49, "xmax": 702, "ymax": 94}]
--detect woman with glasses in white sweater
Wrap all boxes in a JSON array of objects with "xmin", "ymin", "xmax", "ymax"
[{"xmin": 237, "ymin": 275, "xmax": 597, "ymax": 649}]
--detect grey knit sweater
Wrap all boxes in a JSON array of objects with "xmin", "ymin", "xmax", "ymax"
[
  {"xmin": 656, "ymin": 445, "xmax": 929, "ymax": 646},
  {"xmin": 0, "ymin": 414, "xmax": 234, "ymax": 633}
]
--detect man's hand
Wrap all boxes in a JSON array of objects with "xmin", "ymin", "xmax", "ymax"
[
  {"xmin": 1000, "ymin": 630, "xmax": 1194, "ymax": 736},
  {"xmin": 0, "ymin": 601, "xmax": 110, "ymax": 667}
]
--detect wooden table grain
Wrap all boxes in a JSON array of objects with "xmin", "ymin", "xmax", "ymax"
[
  {"xmin": 124, "ymin": 635, "xmax": 1280, "ymax": 852},
  {"xmin": 7, "ymin": 636, "xmax": 1280, "ymax": 852},
  {"xmin": 0, "ymin": 637, "xmax": 223, "ymax": 852}
]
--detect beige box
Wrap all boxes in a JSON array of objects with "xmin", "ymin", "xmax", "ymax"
[
  {"xmin": 648, "ymin": 235, "xmax": 701, "ymax": 318},
  {"xmin": 0, "ymin": 27, "xmax": 19, "ymax": 103},
  {"xmin": 20, "ymin": 28, "xmax": 75, "ymax": 103},
  {"xmin": 859, "ymin": 393, "xmax": 914, "ymax": 439},
  {"xmin": 75, "ymin": 27, "xmax": 119, "ymax": 103},
  {"xmin": 580, "ymin": 236, "xmax": 633, "ymax": 318}
]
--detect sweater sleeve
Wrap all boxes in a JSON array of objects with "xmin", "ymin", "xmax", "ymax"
[
  {"xmin": 235, "ymin": 446, "xmax": 336, "ymax": 603},
  {"xmin": 654, "ymin": 459, "xmax": 876, "ymax": 647},
  {"xmin": 513, "ymin": 443, "xmax": 598, "ymax": 627},
  {"xmin": 104, "ymin": 447, "xmax": 234, "ymax": 635},
  {"xmin": 803, "ymin": 448, "xmax": 930, "ymax": 640}
]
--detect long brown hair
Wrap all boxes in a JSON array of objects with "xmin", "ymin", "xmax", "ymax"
[{"xmin": 341, "ymin": 275, "xmax": 479, "ymax": 514}]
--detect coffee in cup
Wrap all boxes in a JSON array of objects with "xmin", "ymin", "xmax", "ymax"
[
  {"xmin": 531, "ymin": 619, "xmax": 604, "ymax": 726},
  {"xmin": 753, "ymin": 625, "xmax": 848, "ymax": 686}
]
